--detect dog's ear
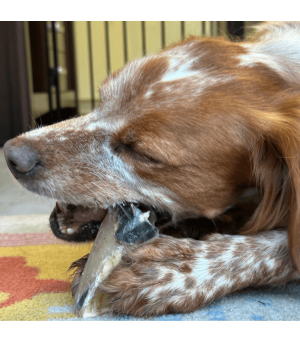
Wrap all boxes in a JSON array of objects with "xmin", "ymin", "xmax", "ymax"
[
  {"xmin": 243, "ymin": 98, "xmax": 300, "ymax": 271},
  {"xmin": 244, "ymin": 22, "xmax": 300, "ymax": 86},
  {"xmin": 241, "ymin": 22, "xmax": 300, "ymax": 270}
]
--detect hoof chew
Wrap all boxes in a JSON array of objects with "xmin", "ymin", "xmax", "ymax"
[{"xmin": 71, "ymin": 204, "xmax": 158, "ymax": 318}]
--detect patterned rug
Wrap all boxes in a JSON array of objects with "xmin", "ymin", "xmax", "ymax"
[
  {"xmin": 0, "ymin": 214, "xmax": 92, "ymax": 320},
  {"xmin": 1, "ymin": 214, "xmax": 300, "ymax": 321}
]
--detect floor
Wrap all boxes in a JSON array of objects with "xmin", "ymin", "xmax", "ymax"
[{"xmin": 0, "ymin": 148, "xmax": 55, "ymax": 216}]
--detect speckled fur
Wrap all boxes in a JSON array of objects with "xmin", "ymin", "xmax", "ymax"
[
  {"xmin": 101, "ymin": 231, "xmax": 299, "ymax": 317},
  {"xmin": 6, "ymin": 22, "xmax": 300, "ymax": 316}
]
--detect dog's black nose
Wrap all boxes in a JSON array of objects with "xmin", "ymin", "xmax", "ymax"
[{"xmin": 3, "ymin": 139, "xmax": 41, "ymax": 178}]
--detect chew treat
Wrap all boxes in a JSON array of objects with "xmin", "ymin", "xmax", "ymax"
[
  {"xmin": 70, "ymin": 204, "xmax": 159, "ymax": 318},
  {"xmin": 115, "ymin": 204, "xmax": 158, "ymax": 244}
]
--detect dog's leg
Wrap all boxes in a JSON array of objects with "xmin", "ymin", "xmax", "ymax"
[{"xmin": 101, "ymin": 230, "xmax": 300, "ymax": 317}]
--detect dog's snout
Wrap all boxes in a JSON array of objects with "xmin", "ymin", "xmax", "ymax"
[{"xmin": 3, "ymin": 139, "xmax": 41, "ymax": 178}]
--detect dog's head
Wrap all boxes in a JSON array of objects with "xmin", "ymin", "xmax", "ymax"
[{"xmin": 4, "ymin": 22, "xmax": 300, "ymax": 268}]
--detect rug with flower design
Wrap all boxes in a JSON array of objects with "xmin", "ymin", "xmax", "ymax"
[{"xmin": 1, "ymin": 214, "xmax": 300, "ymax": 321}]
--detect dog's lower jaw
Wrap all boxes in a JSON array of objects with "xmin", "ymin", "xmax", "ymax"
[{"xmin": 49, "ymin": 202, "xmax": 107, "ymax": 242}]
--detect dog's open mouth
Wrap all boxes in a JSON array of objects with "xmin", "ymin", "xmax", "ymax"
[
  {"xmin": 49, "ymin": 201, "xmax": 173, "ymax": 242},
  {"xmin": 49, "ymin": 202, "xmax": 107, "ymax": 242}
]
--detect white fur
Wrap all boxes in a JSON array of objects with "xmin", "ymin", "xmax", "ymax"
[
  {"xmin": 239, "ymin": 22, "xmax": 300, "ymax": 84},
  {"xmin": 162, "ymin": 62, "xmax": 198, "ymax": 82}
]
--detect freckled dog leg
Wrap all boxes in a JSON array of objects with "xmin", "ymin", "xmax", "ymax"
[{"xmin": 101, "ymin": 230, "xmax": 300, "ymax": 317}]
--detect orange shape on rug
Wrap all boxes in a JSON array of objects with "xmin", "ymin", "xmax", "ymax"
[{"xmin": 0, "ymin": 256, "xmax": 70, "ymax": 309}]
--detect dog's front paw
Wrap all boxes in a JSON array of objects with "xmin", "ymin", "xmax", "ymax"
[{"xmin": 102, "ymin": 235, "xmax": 203, "ymax": 317}]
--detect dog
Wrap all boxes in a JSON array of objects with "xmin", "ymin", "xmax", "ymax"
[{"xmin": 3, "ymin": 21, "xmax": 300, "ymax": 317}]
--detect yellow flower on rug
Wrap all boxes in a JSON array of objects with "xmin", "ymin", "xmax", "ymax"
[{"xmin": 0, "ymin": 292, "xmax": 76, "ymax": 321}]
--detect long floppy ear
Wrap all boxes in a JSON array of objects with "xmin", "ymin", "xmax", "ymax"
[
  {"xmin": 242, "ymin": 22, "xmax": 300, "ymax": 85},
  {"xmin": 241, "ymin": 22, "xmax": 300, "ymax": 270},
  {"xmin": 243, "ymin": 99, "xmax": 300, "ymax": 271}
]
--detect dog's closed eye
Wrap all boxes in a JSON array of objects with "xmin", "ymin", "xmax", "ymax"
[
  {"xmin": 111, "ymin": 127, "xmax": 163, "ymax": 165},
  {"xmin": 112, "ymin": 140, "xmax": 161, "ymax": 165}
]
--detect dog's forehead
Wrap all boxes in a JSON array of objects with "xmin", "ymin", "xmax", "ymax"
[
  {"xmin": 88, "ymin": 39, "xmax": 235, "ymax": 132},
  {"xmin": 99, "ymin": 40, "xmax": 205, "ymax": 101},
  {"xmin": 25, "ymin": 38, "xmax": 238, "ymax": 140}
]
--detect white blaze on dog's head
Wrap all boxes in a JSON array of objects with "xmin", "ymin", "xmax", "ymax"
[{"xmin": 161, "ymin": 58, "xmax": 199, "ymax": 82}]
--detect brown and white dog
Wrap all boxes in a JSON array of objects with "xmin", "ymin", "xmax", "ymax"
[{"xmin": 3, "ymin": 22, "xmax": 300, "ymax": 317}]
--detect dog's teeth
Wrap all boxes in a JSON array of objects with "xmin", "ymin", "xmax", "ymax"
[{"xmin": 67, "ymin": 228, "xmax": 76, "ymax": 234}]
